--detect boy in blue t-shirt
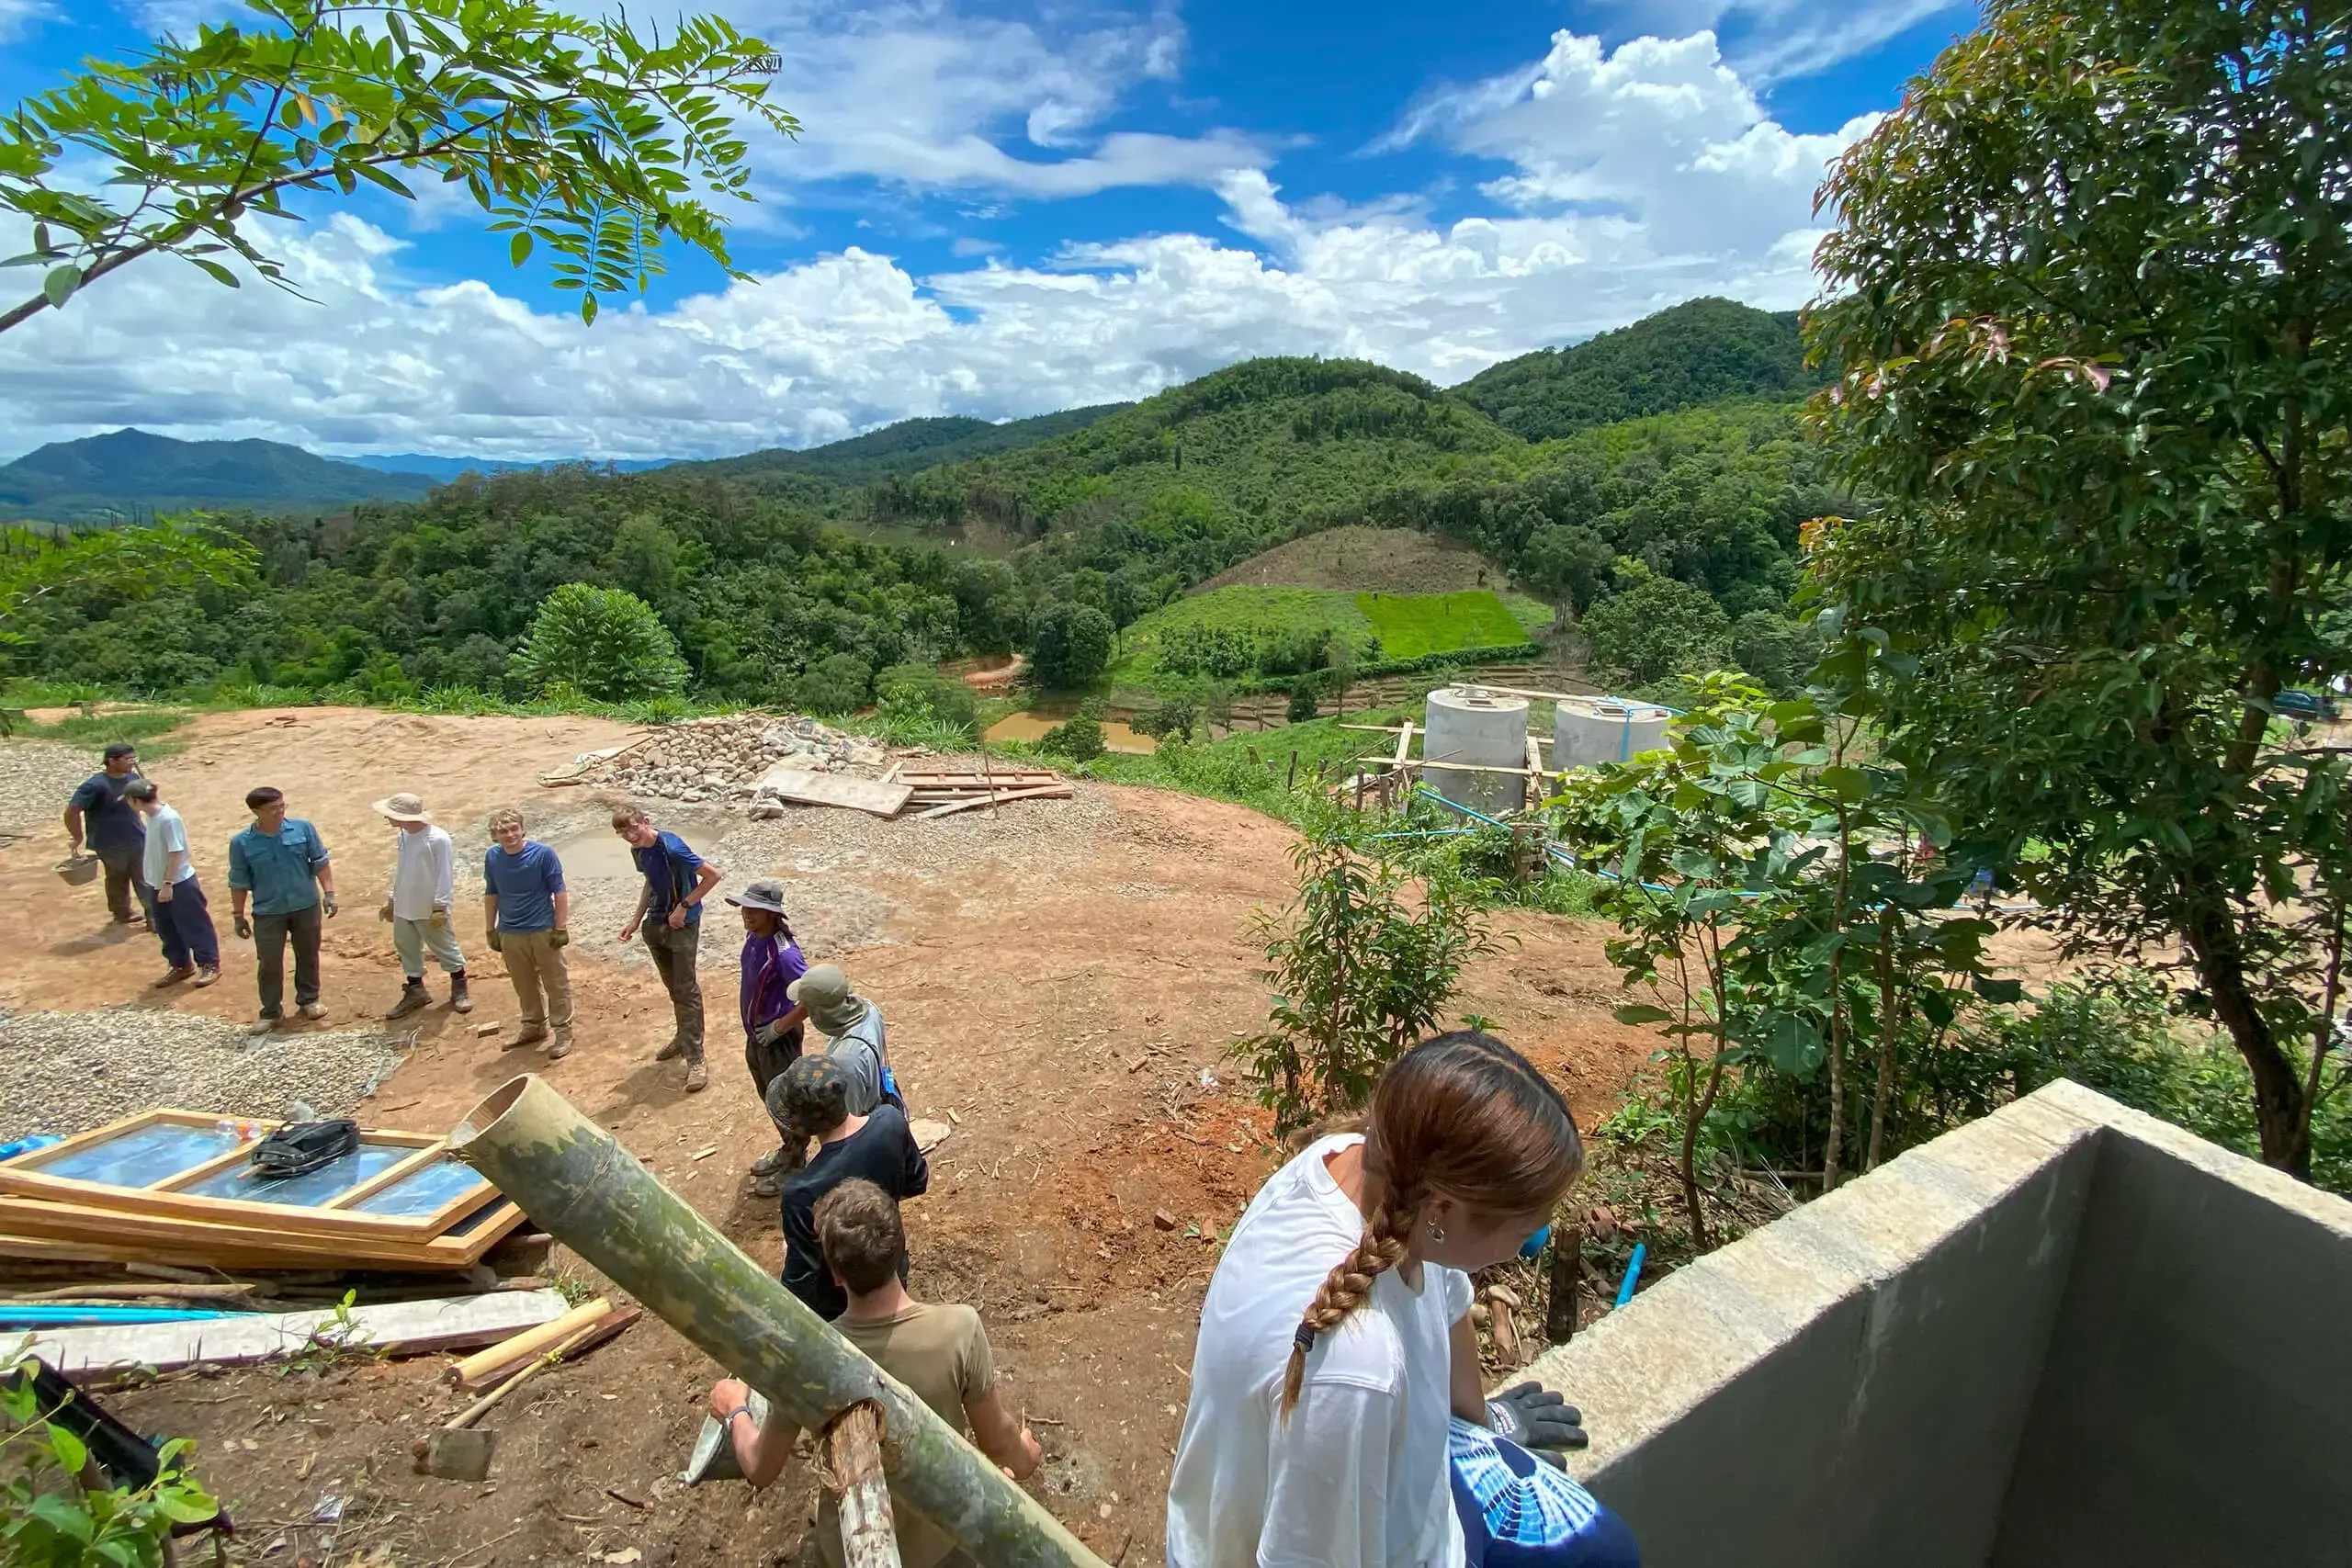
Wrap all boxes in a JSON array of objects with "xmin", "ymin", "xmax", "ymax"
[
  {"xmin": 614, "ymin": 806, "xmax": 722, "ymax": 1090},
  {"xmin": 482, "ymin": 807, "xmax": 572, "ymax": 1058}
]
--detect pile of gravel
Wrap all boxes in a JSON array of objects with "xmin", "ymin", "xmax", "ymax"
[
  {"xmin": 0, "ymin": 1010, "xmax": 411, "ymax": 1142},
  {"xmin": 0, "ymin": 737, "xmax": 106, "ymax": 839},
  {"xmin": 575, "ymin": 713, "xmax": 899, "ymax": 804}
]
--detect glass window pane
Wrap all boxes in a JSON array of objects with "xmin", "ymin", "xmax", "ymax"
[
  {"xmin": 28, "ymin": 1123, "xmax": 245, "ymax": 1189},
  {"xmin": 177, "ymin": 1142, "xmax": 412, "ymax": 1207},
  {"xmin": 347, "ymin": 1156, "xmax": 487, "ymax": 1217}
]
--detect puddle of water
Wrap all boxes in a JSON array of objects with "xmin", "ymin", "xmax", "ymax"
[
  {"xmin": 546, "ymin": 830, "xmax": 641, "ymax": 880},
  {"xmin": 984, "ymin": 702, "xmax": 1154, "ymax": 754}
]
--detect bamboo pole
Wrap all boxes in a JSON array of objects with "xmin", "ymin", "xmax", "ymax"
[
  {"xmin": 829, "ymin": 1402, "xmax": 903, "ymax": 1568},
  {"xmin": 448, "ymin": 1077, "xmax": 1106, "ymax": 1568}
]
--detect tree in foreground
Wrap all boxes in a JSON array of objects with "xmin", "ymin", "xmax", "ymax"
[
  {"xmin": 0, "ymin": 0, "xmax": 797, "ymax": 333},
  {"xmin": 511, "ymin": 582, "xmax": 688, "ymax": 703},
  {"xmin": 1028, "ymin": 602, "xmax": 1114, "ymax": 689},
  {"xmin": 1808, "ymin": 0, "xmax": 2352, "ymax": 1176},
  {"xmin": 0, "ymin": 520, "xmax": 255, "ymax": 672}
]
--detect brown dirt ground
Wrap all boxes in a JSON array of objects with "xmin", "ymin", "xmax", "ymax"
[
  {"xmin": 1191, "ymin": 526, "xmax": 1511, "ymax": 596},
  {"xmin": 0, "ymin": 707, "xmax": 1656, "ymax": 1568}
]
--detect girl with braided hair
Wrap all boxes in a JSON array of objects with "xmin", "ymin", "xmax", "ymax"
[{"xmin": 1167, "ymin": 1031, "xmax": 1638, "ymax": 1568}]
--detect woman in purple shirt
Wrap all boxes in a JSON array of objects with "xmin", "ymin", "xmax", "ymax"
[{"xmin": 727, "ymin": 878, "xmax": 809, "ymax": 1196}]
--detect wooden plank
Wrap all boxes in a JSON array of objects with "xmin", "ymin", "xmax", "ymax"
[
  {"xmin": 1394, "ymin": 758, "xmax": 1544, "ymax": 778},
  {"xmin": 1394, "ymin": 721, "xmax": 1415, "ymax": 771},
  {"xmin": 20, "ymin": 1288, "xmax": 571, "ymax": 1377},
  {"xmin": 915, "ymin": 784, "xmax": 1072, "ymax": 820},
  {"xmin": 754, "ymin": 766, "xmax": 915, "ymax": 818},
  {"xmin": 0, "ymin": 1193, "xmax": 526, "ymax": 1269}
]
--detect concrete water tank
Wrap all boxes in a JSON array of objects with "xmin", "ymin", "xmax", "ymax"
[
  {"xmin": 1555, "ymin": 696, "xmax": 1673, "ymax": 770},
  {"xmin": 1423, "ymin": 686, "xmax": 1529, "ymax": 817}
]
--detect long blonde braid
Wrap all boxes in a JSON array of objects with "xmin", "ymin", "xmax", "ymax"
[{"xmin": 1280, "ymin": 1190, "xmax": 1420, "ymax": 1416}]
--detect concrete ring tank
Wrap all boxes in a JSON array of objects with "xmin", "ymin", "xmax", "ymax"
[
  {"xmin": 1556, "ymin": 696, "xmax": 1673, "ymax": 771},
  {"xmin": 1423, "ymin": 686, "xmax": 1529, "ymax": 817}
]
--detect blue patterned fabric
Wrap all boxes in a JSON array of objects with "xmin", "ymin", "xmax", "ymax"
[{"xmin": 1448, "ymin": 1419, "xmax": 1641, "ymax": 1567}]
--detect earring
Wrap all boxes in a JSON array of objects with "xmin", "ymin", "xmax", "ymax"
[{"xmin": 1426, "ymin": 1222, "xmax": 1446, "ymax": 1243}]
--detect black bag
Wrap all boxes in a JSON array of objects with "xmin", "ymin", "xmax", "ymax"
[{"xmin": 250, "ymin": 1119, "xmax": 358, "ymax": 1178}]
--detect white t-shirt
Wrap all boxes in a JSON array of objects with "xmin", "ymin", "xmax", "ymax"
[
  {"xmin": 140, "ymin": 805, "xmax": 192, "ymax": 888},
  {"xmin": 1167, "ymin": 1134, "xmax": 1472, "ymax": 1568},
  {"xmin": 390, "ymin": 825, "xmax": 456, "ymax": 920}
]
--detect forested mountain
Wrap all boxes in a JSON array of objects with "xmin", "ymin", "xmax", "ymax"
[
  {"xmin": 0, "ymin": 429, "xmax": 437, "ymax": 521},
  {"xmin": 343, "ymin": 453, "xmax": 672, "ymax": 481},
  {"xmin": 1456, "ymin": 298, "xmax": 1819, "ymax": 440},
  {"xmin": 682, "ymin": 403, "xmax": 1131, "ymax": 489},
  {"xmin": 17, "ymin": 299, "xmax": 1839, "ymax": 708}
]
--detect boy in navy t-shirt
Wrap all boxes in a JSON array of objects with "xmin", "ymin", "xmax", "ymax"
[{"xmin": 613, "ymin": 807, "xmax": 722, "ymax": 1090}]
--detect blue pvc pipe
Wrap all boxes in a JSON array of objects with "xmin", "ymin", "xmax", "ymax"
[
  {"xmin": 1614, "ymin": 1242, "xmax": 1646, "ymax": 1307},
  {"xmin": 0, "ymin": 1306, "xmax": 235, "ymax": 1327},
  {"xmin": 1519, "ymin": 1224, "xmax": 1551, "ymax": 1261}
]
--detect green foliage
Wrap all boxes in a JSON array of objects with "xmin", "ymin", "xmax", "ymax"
[
  {"xmin": 1234, "ymin": 800, "xmax": 1499, "ymax": 1132},
  {"xmin": 1355, "ymin": 591, "xmax": 1526, "ymax": 661},
  {"xmin": 1520, "ymin": 525, "xmax": 1612, "ymax": 620},
  {"xmin": 682, "ymin": 406, "xmax": 1130, "ymax": 490},
  {"xmin": 1028, "ymin": 602, "xmax": 1114, "ymax": 688},
  {"xmin": 1038, "ymin": 707, "xmax": 1105, "ymax": 761},
  {"xmin": 875, "ymin": 662, "xmax": 978, "ymax": 739},
  {"xmin": 2, "ymin": 1356, "xmax": 220, "ymax": 1564},
  {"xmin": 1458, "ymin": 299, "xmax": 1820, "ymax": 441},
  {"xmin": 1133, "ymin": 692, "xmax": 1200, "ymax": 744},
  {"xmin": 1727, "ymin": 611, "xmax": 1819, "ymax": 698},
  {"xmin": 795, "ymin": 652, "xmax": 873, "ymax": 716},
  {"xmin": 1287, "ymin": 679, "xmax": 1321, "ymax": 724},
  {"xmin": 510, "ymin": 583, "xmax": 689, "ymax": 703},
  {"xmin": 1579, "ymin": 575, "xmax": 1731, "ymax": 690},
  {"xmin": 0, "ymin": 0, "xmax": 797, "ymax": 333},
  {"xmin": 0, "ymin": 521, "xmax": 254, "ymax": 670},
  {"xmin": 1107, "ymin": 586, "xmax": 1538, "ymax": 692},
  {"xmin": 1808, "ymin": 0, "xmax": 2352, "ymax": 1178},
  {"xmin": 1551, "ymin": 676, "xmax": 2004, "ymax": 1244}
]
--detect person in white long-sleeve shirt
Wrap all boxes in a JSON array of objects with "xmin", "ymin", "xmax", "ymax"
[
  {"xmin": 1167, "ymin": 1032, "xmax": 1639, "ymax": 1568},
  {"xmin": 373, "ymin": 791, "xmax": 469, "ymax": 1019}
]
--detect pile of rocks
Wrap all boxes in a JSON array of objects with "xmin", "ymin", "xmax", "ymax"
[{"xmin": 582, "ymin": 713, "xmax": 899, "ymax": 805}]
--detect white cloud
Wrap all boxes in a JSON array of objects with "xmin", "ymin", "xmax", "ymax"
[
  {"xmin": 0, "ymin": 0, "xmax": 53, "ymax": 40},
  {"xmin": 1572, "ymin": 0, "xmax": 1969, "ymax": 82},
  {"xmin": 0, "ymin": 28, "xmax": 1873, "ymax": 462}
]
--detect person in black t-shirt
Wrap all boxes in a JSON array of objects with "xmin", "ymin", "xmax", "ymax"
[{"xmin": 769, "ymin": 1054, "xmax": 928, "ymax": 1321}]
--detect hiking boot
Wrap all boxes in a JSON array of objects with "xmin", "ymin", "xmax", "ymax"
[
  {"xmin": 653, "ymin": 1036, "xmax": 687, "ymax": 1062},
  {"xmin": 153, "ymin": 965, "xmax": 197, "ymax": 988},
  {"xmin": 449, "ymin": 972, "xmax": 473, "ymax": 1014},
  {"xmin": 547, "ymin": 1032, "xmax": 572, "ymax": 1061},
  {"xmin": 193, "ymin": 966, "xmax": 220, "ymax": 988},
  {"xmin": 684, "ymin": 1059, "xmax": 708, "ymax": 1092},
  {"xmin": 510, "ymin": 1022, "xmax": 549, "ymax": 1049},
  {"xmin": 750, "ymin": 1170, "xmax": 785, "ymax": 1199},
  {"xmin": 298, "ymin": 1001, "xmax": 329, "ymax": 1021},
  {"xmin": 750, "ymin": 1145, "xmax": 791, "ymax": 1178},
  {"xmin": 250, "ymin": 1012, "xmax": 280, "ymax": 1037},
  {"xmin": 386, "ymin": 981, "xmax": 430, "ymax": 1021}
]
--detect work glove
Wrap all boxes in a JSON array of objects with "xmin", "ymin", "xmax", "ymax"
[
  {"xmin": 1484, "ymin": 1382, "xmax": 1587, "ymax": 1467},
  {"xmin": 429, "ymin": 906, "xmax": 448, "ymax": 930},
  {"xmin": 486, "ymin": 930, "xmax": 503, "ymax": 954},
  {"xmin": 234, "ymin": 914, "xmax": 253, "ymax": 941},
  {"xmin": 752, "ymin": 1018, "xmax": 784, "ymax": 1047},
  {"xmin": 322, "ymin": 894, "xmax": 339, "ymax": 919},
  {"xmin": 379, "ymin": 899, "xmax": 394, "ymax": 923},
  {"xmin": 549, "ymin": 927, "xmax": 571, "ymax": 950}
]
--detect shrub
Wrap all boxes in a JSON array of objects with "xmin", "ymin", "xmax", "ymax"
[
  {"xmin": 1582, "ymin": 576, "xmax": 1732, "ymax": 689},
  {"xmin": 509, "ymin": 583, "xmax": 689, "ymax": 703},
  {"xmin": 1286, "ymin": 678, "xmax": 1321, "ymax": 724},
  {"xmin": 1039, "ymin": 710, "xmax": 1105, "ymax": 761},
  {"xmin": 795, "ymin": 652, "xmax": 873, "ymax": 716}
]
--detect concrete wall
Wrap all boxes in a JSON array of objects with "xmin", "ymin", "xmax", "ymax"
[
  {"xmin": 1990, "ymin": 1092, "xmax": 2352, "ymax": 1568},
  {"xmin": 1519, "ymin": 1079, "xmax": 2352, "ymax": 1568}
]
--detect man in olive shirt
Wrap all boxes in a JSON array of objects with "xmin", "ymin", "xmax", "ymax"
[{"xmin": 707, "ymin": 1179, "xmax": 1039, "ymax": 1568}]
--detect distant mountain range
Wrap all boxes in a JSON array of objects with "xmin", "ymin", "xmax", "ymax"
[{"xmin": 1, "ymin": 301, "xmax": 1814, "ymax": 525}]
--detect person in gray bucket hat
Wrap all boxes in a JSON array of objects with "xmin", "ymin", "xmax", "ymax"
[
  {"xmin": 787, "ymin": 963, "xmax": 903, "ymax": 1121},
  {"xmin": 728, "ymin": 877, "xmax": 808, "ymax": 1196}
]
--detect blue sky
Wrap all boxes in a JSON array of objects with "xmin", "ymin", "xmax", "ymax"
[{"xmin": 0, "ymin": 0, "xmax": 1973, "ymax": 461}]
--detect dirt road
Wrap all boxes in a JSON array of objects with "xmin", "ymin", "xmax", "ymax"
[{"xmin": 0, "ymin": 707, "xmax": 1654, "ymax": 1568}]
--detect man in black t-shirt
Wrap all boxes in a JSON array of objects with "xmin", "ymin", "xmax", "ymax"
[
  {"xmin": 768, "ymin": 1055, "xmax": 928, "ymax": 1321},
  {"xmin": 63, "ymin": 743, "xmax": 150, "ymax": 928}
]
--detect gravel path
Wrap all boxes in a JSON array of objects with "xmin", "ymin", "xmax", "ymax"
[
  {"xmin": 0, "ymin": 737, "xmax": 101, "ymax": 840},
  {"xmin": 0, "ymin": 1010, "xmax": 411, "ymax": 1142}
]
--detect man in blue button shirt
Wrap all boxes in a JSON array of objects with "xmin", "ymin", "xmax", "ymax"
[
  {"xmin": 226, "ymin": 785, "xmax": 338, "ymax": 1036},
  {"xmin": 613, "ymin": 805, "xmax": 722, "ymax": 1092}
]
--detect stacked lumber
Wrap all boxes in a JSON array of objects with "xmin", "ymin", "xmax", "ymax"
[
  {"xmin": 446, "ymin": 1294, "xmax": 640, "ymax": 1392},
  {"xmin": 897, "ymin": 768, "xmax": 1071, "ymax": 819},
  {"xmin": 0, "ymin": 1109, "xmax": 527, "ymax": 1272},
  {"xmin": 22, "ymin": 1288, "xmax": 572, "ymax": 1377}
]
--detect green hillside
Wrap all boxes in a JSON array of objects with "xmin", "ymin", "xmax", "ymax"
[
  {"xmin": 681, "ymin": 403, "xmax": 1130, "ymax": 490},
  {"xmin": 0, "ymin": 429, "xmax": 437, "ymax": 523},
  {"xmin": 1457, "ymin": 298, "xmax": 1822, "ymax": 441},
  {"xmin": 1106, "ymin": 585, "xmax": 1541, "ymax": 690}
]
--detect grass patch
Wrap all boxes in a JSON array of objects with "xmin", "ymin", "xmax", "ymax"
[
  {"xmin": 6, "ymin": 705, "xmax": 194, "ymax": 758},
  {"xmin": 1354, "ymin": 590, "xmax": 1532, "ymax": 660}
]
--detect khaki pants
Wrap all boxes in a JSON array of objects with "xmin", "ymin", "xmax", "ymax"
[{"xmin": 501, "ymin": 929, "xmax": 572, "ymax": 1035}]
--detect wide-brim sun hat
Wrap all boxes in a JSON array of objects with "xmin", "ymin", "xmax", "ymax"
[
  {"xmin": 726, "ymin": 879, "xmax": 789, "ymax": 915},
  {"xmin": 371, "ymin": 792, "xmax": 431, "ymax": 824}
]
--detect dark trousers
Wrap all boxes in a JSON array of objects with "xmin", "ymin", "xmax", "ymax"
[
  {"xmin": 254, "ymin": 904, "xmax": 322, "ymax": 1017},
  {"xmin": 642, "ymin": 919, "xmax": 705, "ymax": 1062},
  {"xmin": 748, "ymin": 1022, "xmax": 806, "ymax": 1163},
  {"xmin": 153, "ymin": 877, "xmax": 220, "ymax": 971},
  {"xmin": 96, "ymin": 846, "xmax": 153, "ymax": 925}
]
